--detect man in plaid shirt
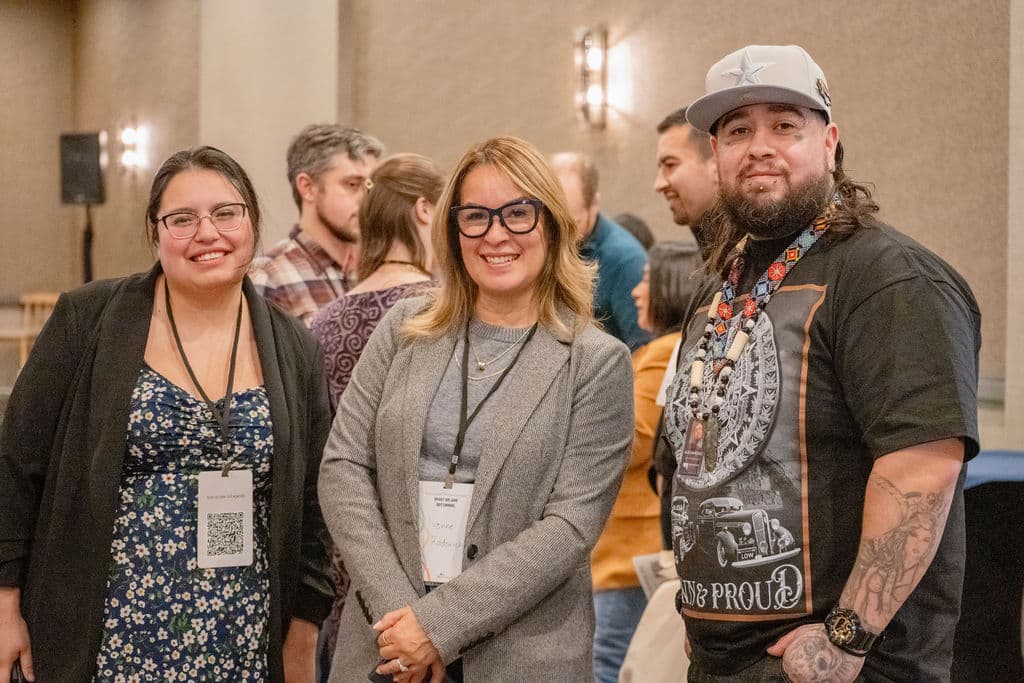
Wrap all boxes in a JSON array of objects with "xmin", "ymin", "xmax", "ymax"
[{"xmin": 250, "ymin": 124, "xmax": 384, "ymax": 324}]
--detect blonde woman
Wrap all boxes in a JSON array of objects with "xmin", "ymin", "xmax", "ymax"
[{"xmin": 319, "ymin": 137, "xmax": 633, "ymax": 682}]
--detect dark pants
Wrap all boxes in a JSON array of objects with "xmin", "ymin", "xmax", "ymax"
[
  {"xmin": 687, "ymin": 656, "xmax": 789, "ymax": 683},
  {"xmin": 951, "ymin": 482, "xmax": 1024, "ymax": 683},
  {"xmin": 688, "ymin": 656, "xmax": 867, "ymax": 683},
  {"xmin": 443, "ymin": 659, "xmax": 463, "ymax": 682}
]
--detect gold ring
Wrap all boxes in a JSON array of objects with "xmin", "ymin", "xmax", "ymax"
[{"xmin": 396, "ymin": 659, "xmax": 410, "ymax": 673}]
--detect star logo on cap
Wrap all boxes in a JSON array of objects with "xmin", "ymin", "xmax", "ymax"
[{"xmin": 725, "ymin": 50, "xmax": 769, "ymax": 86}]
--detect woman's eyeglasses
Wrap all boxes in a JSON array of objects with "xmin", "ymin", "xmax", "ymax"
[
  {"xmin": 450, "ymin": 198, "xmax": 544, "ymax": 238},
  {"xmin": 157, "ymin": 203, "xmax": 248, "ymax": 240}
]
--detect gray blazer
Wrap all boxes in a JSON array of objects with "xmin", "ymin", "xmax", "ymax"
[{"xmin": 319, "ymin": 298, "xmax": 634, "ymax": 681}]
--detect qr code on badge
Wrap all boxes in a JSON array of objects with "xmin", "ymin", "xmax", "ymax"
[{"xmin": 206, "ymin": 512, "xmax": 244, "ymax": 556}]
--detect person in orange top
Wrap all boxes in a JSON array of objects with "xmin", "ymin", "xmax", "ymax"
[{"xmin": 591, "ymin": 240, "xmax": 703, "ymax": 683}]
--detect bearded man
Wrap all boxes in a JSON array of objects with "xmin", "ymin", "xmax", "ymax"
[
  {"xmin": 662, "ymin": 44, "xmax": 980, "ymax": 682},
  {"xmin": 250, "ymin": 124, "xmax": 384, "ymax": 324}
]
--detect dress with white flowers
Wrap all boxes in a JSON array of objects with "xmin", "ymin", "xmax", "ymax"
[{"xmin": 92, "ymin": 366, "xmax": 273, "ymax": 682}]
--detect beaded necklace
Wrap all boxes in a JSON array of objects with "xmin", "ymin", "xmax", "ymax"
[{"xmin": 684, "ymin": 213, "xmax": 829, "ymax": 472}]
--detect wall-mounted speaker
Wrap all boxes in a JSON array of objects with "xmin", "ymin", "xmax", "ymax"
[{"xmin": 60, "ymin": 133, "xmax": 105, "ymax": 205}]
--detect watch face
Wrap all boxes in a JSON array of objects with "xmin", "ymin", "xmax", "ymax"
[{"xmin": 830, "ymin": 614, "xmax": 856, "ymax": 645}]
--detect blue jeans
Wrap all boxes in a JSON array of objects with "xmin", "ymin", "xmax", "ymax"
[{"xmin": 593, "ymin": 586, "xmax": 648, "ymax": 683}]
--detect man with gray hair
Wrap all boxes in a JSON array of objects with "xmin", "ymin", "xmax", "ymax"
[
  {"xmin": 662, "ymin": 45, "xmax": 979, "ymax": 682},
  {"xmin": 250, "ymin": 124, "xmax": 384, "ymax": 323},
  {"xmin": 551, "ymin": 152, "xmax": 650, "ymax": 351}
]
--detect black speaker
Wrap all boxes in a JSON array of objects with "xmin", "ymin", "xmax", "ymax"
[{"xmin": 60, "ymin": 133, "xmax": 105, "ymax": 205}]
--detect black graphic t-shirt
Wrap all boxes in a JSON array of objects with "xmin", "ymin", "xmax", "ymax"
[{"xmin": 664, "ymin": 222, "xmax": 980, "ymax": 681}]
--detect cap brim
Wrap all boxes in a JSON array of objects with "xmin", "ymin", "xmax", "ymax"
[{"xmin": 687, "ymin": 85, "xmax": 829, "ymax": 133}]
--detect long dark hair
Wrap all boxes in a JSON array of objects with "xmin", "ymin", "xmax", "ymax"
[
  {"xmin": 704, "ymin": 141, "xmax": 879, "ymax": 274},
  {"xmin": 648, "ymin": 241, "xmax": 702, "ymax": 336},
  {"xmin": 146, "ymin": 146, "xmax": 262, "ymax": 249}
]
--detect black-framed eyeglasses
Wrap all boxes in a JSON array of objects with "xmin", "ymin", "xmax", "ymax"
[
  {"xmin": 157, "ymin": 203, "xmax": 248, "ymax": 240},
  {"xmin": 450, "ymin": 198, "xmax": 544, "ymax": 238}
]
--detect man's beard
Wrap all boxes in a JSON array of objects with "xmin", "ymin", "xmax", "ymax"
[
  {"xmin": 721, "ymin": 172, "xmax": 831, "ymax": 240},
  {"xmin": 317, "ymin": 204, "xmax": 358, "ymax": 244}
]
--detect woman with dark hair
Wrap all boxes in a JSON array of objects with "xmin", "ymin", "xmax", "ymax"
[
  {"xmin": 319, "ymin": 136, "xmax": 633, "ymax": 682},
  {"xmin": 613, "ymin": 213, "xmax": 655, "ymax": 252},
  {"xmin": 640, "ymin": 241, "xmax": 702, "ymax": 337},
  {"xmin": 312, "ymin": 153, "xmax": 443, "ymax": 410},
  {"xmin": 0, "ymin": 146, "xmax": 332, "ymax": 682},
  {"xmin": 309, "ymin": 153, "xmax": 442, "ymax": 679},
  {"xmin": 590, "ymin": 240, "xmax": 700, "ymax": 683}
]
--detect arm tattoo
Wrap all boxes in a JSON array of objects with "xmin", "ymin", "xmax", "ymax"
[{"xmin": 842, "ymin": 473, "xmax": 951, "ymax": 628}]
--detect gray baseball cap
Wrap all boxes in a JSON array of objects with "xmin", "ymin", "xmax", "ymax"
[{"xmin": 687, "ymin": 45, "xmax": 832, "ymax": 133}]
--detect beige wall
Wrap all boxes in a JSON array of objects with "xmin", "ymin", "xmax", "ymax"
[
  {"xmin": 0, "ymin": 0, "xmax": 76, "ymax": 300},
  {"xmin": 350, "ymin": 0, "xmax": 1009, "ymax": 382},
  {"xmin": 0, "ymin": 1, "xmax": 1019, "ymax": 443},
  {"xmin": 73, "ymin": 0, "xmax": 200, "ymax": 281},
  {"xmin": 980, "ymin": 0, "xmax": 1024, "ymax": 448},
  {"xmin": 199, "ymin": 0, "xmax": 342, "ymax": 248}
]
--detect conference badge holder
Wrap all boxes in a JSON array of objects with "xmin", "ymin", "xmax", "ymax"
[
  {"xmin": 419, "ymin": 480, "xmax": 474, "ymax": 584},
  {"xmin": 197, "ymin": 469, "xmax": 254, "ymax": 568}
]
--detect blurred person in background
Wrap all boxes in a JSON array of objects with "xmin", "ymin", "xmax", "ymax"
[
  {"xmin": 0, "ymin": 146, "xmax": 332, "ymax": 682},
  {"xmin": 312, "ymin": 154, "xmax": 443, "ymax": 410},
  {"xmin": 653, "ymin": 107, "xmax": 719, "ymax": 261},
  {"xmin": 613, "ymin": 212, "xmax": 655, "ymax": 251},
  {"xmin": 251, "ymin": 124, "xmax": 384, "ymax": 324},
  {"xmin": 649, "ymin": 108, "xmax": 728, "ymax": 552},
  {"xmin": 590, "ymin": 240, "xmax": 701, "ymax": 683},
  {"xmin": 309, "ymin": 153, "xmax": 443, "ymax": 681},
  {"xmin": 551, "ymin": 152, "xmax": 650, "ymax": 351},
  {"xmin": 319, "ymin": 136, "xmax": 633, "ymax": 682}
]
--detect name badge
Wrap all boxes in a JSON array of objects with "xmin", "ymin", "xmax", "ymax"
[
  {"xmin": 197, "ymin": 470, "xmax": 254, "ymax": 568},
  {"xmin": 418, "ymin": 480, "xmax": 474, "ymax": 584}
]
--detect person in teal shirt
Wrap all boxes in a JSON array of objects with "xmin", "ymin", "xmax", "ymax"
[{"xmin": 552, "ymin": 152, "xmax": 651, "ymax": 351}]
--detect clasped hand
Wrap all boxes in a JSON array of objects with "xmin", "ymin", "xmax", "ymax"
[
  {"xmin": 373, "ymin": 606, "xmax": 445, "ymax": 683},
  {"xmin": 768, "ymin": 623, "xmax": 865, "ymax": 683},
  {"xmin": 0, "ymin": 610, "xmax": 35, "ymax": 679}
]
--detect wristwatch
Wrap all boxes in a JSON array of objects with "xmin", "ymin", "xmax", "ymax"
[{"xmin": 824, "ymin": 605, "xmax": 882, "ymax": 656}]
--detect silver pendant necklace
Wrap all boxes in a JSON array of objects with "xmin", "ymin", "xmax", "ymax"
[{"xmin": 471, "ymin": 327, "xmax": 533, "ymax": 372}]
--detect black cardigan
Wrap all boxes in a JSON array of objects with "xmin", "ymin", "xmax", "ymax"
[{"xmin": 0, "ymin": 265, "xmax": 333, "ymax": 682}]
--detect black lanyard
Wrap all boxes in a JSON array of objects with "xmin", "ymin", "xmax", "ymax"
[
  {"xmin": 445, "ymin": 320, "xmax": 539, "ymax": 488},
  {"xmin": 164, "ymin": 282, "xmax": 244, "ymax": 476}
]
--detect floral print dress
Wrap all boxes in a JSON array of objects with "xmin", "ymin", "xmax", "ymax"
[{"xmin": 92, "ymin": 365, "xmax": 273, "ymax": 682}]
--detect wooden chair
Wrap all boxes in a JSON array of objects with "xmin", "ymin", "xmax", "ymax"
[{"xmin": 0, "ymin": 292, "xmax": 61, "ymax": 370}]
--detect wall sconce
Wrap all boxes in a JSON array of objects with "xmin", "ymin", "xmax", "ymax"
[
  {"xmin": 98, "ymin": 130, "xmax": 110, "ymax": 171},
  {"xmin": 118, "ymin": 125, "xmax": 149, "ymax": 171},
  {"xmin": 575, "ymin": 25, "xmax": 608, "ymax": 130}
]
